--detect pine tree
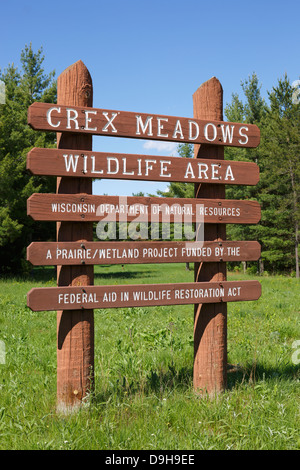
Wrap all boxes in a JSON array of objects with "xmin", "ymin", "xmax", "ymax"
[
  {"xmin": 0, "ymin": 44, "xmax": 57, "ymax": 273},
  {"xmin": 260, "ymin": 75, "xmax": 300, "ymax": 276},
  {"xmin": 224, "ymin": 73, "xmax": 268, "ymax": 273},
  {"xmin": 225, "ymin": 72, "xmax": 299, "ymax": 275}
]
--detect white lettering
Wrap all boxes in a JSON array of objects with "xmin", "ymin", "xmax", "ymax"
[
  {"xmin": 145, "ymin": 159, "xmax": 156, "ymax": 176},
  {"xmin": 66, "ymin": 108, "xmax": 79, "ymax": 130},
  {"xmin": 159, "ymin": 160, "xmax": 171, "ymax": 177},
  {"xmin": 83, "ymin": 155, "xmax": 87, "ymax": 174},
  {"xmin": 91, "ymin": 155, "xmax": 103, "ymax": 174},
  {"xmin": 137, "ymin": 159, "xmax": 142, "ymax": 176},
  {"xmin": 184, "ymin": 162, "xmax": 195, "ymax": 179},
  {"xmin": 238, "ymin": 126, "xmax": 249, "ymax": 145},
  {"xmin": 63, "ymin": 154, "xmax": 79, "ymax": 173},
  {"xmin": 107, "ymin": 157, "xmax": 119, "ymax": 175},
  {"xmin": 198, "ymin": 163, "xmax": 208, "ymax": 179},
  {"xmin": 188, "ymin": 120, "xmax": 199, "ymax": 141},
  {"xmin": 46, "ymin": 107, "xmax": 61, "ymax": 128},
  {"xmin": 102, "ymin": 112, "xmax": 118, "ymax": 133},
  {"xmin": 220, "ymin": 124, "xmax": 235, "ymax": 143},
  {"xmin": 172, "ymin": 119, "xmax": 184, "ymax": 139},
  {"xmin": 224, "ymin": 165, "xmax": 235, "ymax": 181},
  {"xmin": 103, "ymin": 292, "xmax": 117, "ymax": 302},
  {"xmin": 85, "ymin": 110, "xmax": 97, "ymax": 131},
  {"xmin": 211, "ymin": 163, "xmax": 219, "ymax": 180},
  {"xmin": 51, "ymin": 203, "xmax": 95, "ymax": 213},
  {"xmin": 135, "ymin": 115, "xmax": 153, "ymax": 136},
  {"xmin": 228, "ymin": 287, "xmax": 241, "ymax": 297},
  {"xmin": 157, "ymin": 118, "xmax": 169, "ymax": 138},
  {"xmin": 122, "ymin": 157, "xmax": 135, "ymax": 176},
  {"xmin": 204, "ymin": 123, "xmax": 217, "ymax": 142}
]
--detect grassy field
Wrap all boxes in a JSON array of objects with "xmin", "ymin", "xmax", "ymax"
[{"xmin": 0, "ymin": 263, "xmax": 299, "ymax": 450}]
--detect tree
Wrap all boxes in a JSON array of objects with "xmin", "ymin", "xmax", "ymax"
[
  {"xmin": 260, "ymin": 75, "xmax": 300, "ymax": 277},
  {"xmin": 155, "ymin": 73, "xmax": 299, "ymax": 275},
  {"xmin": 0, "ymin": 44, "xmax": 57, "ymax": 273},
  {"xmin": 225, "ymin": 72, "xmax": 300, "ymax": 275},
  {"xmin": 224, "ymin": 73, "xmax": 270, "ymax": 273}
]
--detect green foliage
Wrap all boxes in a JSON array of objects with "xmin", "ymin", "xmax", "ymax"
[
  {"xmin": 225, "ymin": 73, "xmax": 299, "ymax": 274},
  {"xmin": 0, "ymin": 44, "xmax": 57, "ymax": 273},
  {"xmin": 0, "ymin": 266, "xmax": 299, "ymax": 449},
  {"xmin": 155, "ymin": 72, "xmax": 299, "ymax": 275},
  {"xmin": 259, "ymin": 75, "xmax": 300, "ymax": 275}
]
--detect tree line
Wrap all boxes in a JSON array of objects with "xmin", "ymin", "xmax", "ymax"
[
  {"xmin": 0, "ymin": 46, "xmax": 299, "ymax": 276},
  {"xmin": 157, "ymin": 76, "xmax": 300, "ymax": 277}
]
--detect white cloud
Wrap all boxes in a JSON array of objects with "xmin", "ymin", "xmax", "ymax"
[{"xmin": 143, "ymin": 140, "xmax": 178, "ymax": 155}]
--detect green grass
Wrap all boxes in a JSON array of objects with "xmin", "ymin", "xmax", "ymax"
[{"xmin": 0, "ymin": 264, "xmax": 299, "ymax": 450}]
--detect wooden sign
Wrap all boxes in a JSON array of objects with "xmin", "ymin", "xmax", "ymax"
[
  {"xmin": 28, "ymin": 102, "xmax": 260, "ymax": 148},
  {"xmin": 26, "ymin": 62, "xmax": 262, "ymax": 406},
  {"xmin": 27, "ymin": 147, "xmax": 260, "ymax": 186},
  {"xmin": 27, "ymin": 280, "xmax": 262, "ymax": 311},
  {"xmin": 27, "ymin": 194, "xmax": 261, "ymax": 224},
  {"xmin": 27, "ymin": 240, "xmax": 261, "ymax": 266}
]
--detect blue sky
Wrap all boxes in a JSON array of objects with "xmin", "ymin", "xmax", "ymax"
[{"xmin": 1, "ymin": 0, "xmax": 299, "ymax": 196}]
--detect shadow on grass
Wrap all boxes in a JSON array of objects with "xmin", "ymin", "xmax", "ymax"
[
  {"xmin": 227, "ymin": 362, "xmax": 300, "ymax": 390},
  {"xmin": 145, "ymin": 365, "xmax": 193, "ymax": 393},
  {"xmin": 94, "ymin": 361, "xmax": 300, "ymax": 404},
  {"xmin": 94, "ymin": 269, "xmax": 155, "ymax": 281},
  {"xmin": 94, "ymin": 364, "xmax": 193, "ymax": 404}
]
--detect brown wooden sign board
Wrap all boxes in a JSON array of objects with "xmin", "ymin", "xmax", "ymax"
[
  {"xmin": 26, "ymin": 64, "xmax": 262, "ymax": 406},
  {"xmin": 27, "ymin": 147, "xmax": 260, "ymax": 186},
  {"xmin": 27, "ymin": 280, "xmax": 262, "ymax": 311},
  {"xmin": 28, "ymin": 102, "xmax": 260, "ymax": 148},
  {"xmin": 27, "ymin": 194, "xmax": 261, "ymax": 224},
  {"xmin": 27, "ymin": 240, "xmax": 261, "ymax": 266}
]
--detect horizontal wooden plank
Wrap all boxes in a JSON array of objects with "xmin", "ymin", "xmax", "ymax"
[
  {"xmin": 27, "ymin": 194, "xmax": 261, "ymax": 224},
  {"xmin": 27, "ymin": 102, "xmax": 260, "ymax": 148},
  {"xmin": 27, "ymin": 240, "xmax": 261, "ymax": 266},
  {"xmin": 27, "ymin": 280, "xmax": 262, "ymax": 311},
  {"xmin": 27, "ymin": 147, "xmax": 259, "ymax": 186}
]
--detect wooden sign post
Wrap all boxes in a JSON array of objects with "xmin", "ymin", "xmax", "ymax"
[
  {"xmin": 193, "ymin": 77, "xmax": 228, "ymax": 395},
  {"xmin": 55, "ymin": 61, "xmax": 94, "ymax": 413},
  {"xmin": 26, "ymin": 62, "xmax": 262, "ymax": 410}
]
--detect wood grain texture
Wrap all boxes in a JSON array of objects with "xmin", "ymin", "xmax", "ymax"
[
  {"xmin": 193, "ymin": 77, "xmax": 228, "ymax": 396},
  {"xmin": 56, "ymin": 60, "xmax": 94, "ymax": 413},
  {"xmin": 27, "ymin": 240, "xmax": 261, "ymax": 266},
  {"xmin": 27, "ymin": 193, "xmax": 261, "ymax": 224},
  {"xmin": 27, "ymin": 280, "xmax": 262, "ymax": 311},
  {"xmin": 27, "ymin": 147, "xmax": 260, "ymax": 185},
  {"xmin": 28, "ymin": 101, "xmax": 260, "ymax": 148}
]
